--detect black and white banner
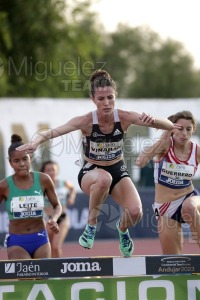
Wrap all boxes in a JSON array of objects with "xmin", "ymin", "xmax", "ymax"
[{"xmin": 0, "ymin": 255, "xmax": 200, "ymax": 279}]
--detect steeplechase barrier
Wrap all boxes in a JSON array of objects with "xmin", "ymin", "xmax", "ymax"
[{"xmin": 0, "ymin": 255, "xmax": 200, "ymax": 299}]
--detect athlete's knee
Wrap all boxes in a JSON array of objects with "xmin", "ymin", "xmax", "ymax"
[
  {"xmin": 128, "ymin": 205, "xmax": 143, "ymax": 223},
  {"xmin": 94, "ymin": 170, "xmax": 112, "ymax": 190},
  {"xmin": 181, "ymin": 197, "xmax": 197, "ymax": 223}
]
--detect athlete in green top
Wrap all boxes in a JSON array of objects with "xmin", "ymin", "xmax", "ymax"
[{"xmin": 0, "ymin": 134, "xmax": 62, "ymax": 259}]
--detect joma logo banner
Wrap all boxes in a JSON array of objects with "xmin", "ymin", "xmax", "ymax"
[{"xmin": 61, "ymin": 262, "xmax": 101, "ymax": 273}]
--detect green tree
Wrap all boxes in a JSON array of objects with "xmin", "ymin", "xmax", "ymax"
[
  {"xmin": 0, "ymin": 0, "xmax": 103, "ymax": 98},
  {"xmin": 100, "ymin": 24, "xmax": 200, "ymax": 98},
  {"xmin": 128, "ymin": 38, "xmax": 199, "ymax": 98},
  {"xmin": 0, "ymin": 0, "xmax": 67, "ymax": 96},
  {"xmin": 1, "ymin": 1, "xmax": 200, "ymax": 98},
  {"xmin": 59, "ymin": 0, "xmax": 104, "ymax": 97}
]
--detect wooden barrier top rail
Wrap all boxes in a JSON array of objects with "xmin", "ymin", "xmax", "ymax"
[{"xmin": 0, "ymin": 255, "xmax": 199, "ymax": 280}]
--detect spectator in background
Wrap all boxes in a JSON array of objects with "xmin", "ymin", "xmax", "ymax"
[
  {"xmin": 41, "ymin": 160, "xmax": 76, "ymax": 257},
  {"xmin": 0, "ymin": 134, "xmax": 61, "ymax": 259},
  {"xmin": 136, "ymin": 111, "xmax": 200, "ymax": 254}
]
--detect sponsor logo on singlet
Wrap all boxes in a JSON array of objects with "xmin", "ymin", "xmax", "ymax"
[
  {"xmin": 89, "ymin": 140, "xmax": 123, "ymax": 161},
  {"xmin": 11, "ymin": 195, "xmax": 44, "ymax": 218},
  {"xmin": 159, "ymin": 161, "xmax": 195, "ymax": 187}
]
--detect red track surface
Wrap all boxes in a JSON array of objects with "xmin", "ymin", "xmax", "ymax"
[{"xmin": 0, "ymin": 238, "xmax": 199, "ymax": 260}]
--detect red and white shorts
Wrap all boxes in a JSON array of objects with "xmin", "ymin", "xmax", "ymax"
[{"xmin": 152, "ymin": 190, "xmax": 198, "ymax": 223}]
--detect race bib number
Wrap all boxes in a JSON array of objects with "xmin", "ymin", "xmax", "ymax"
[{"xmin": 11, "ymin": 196, "xmax": 44, "ymax": 219}]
